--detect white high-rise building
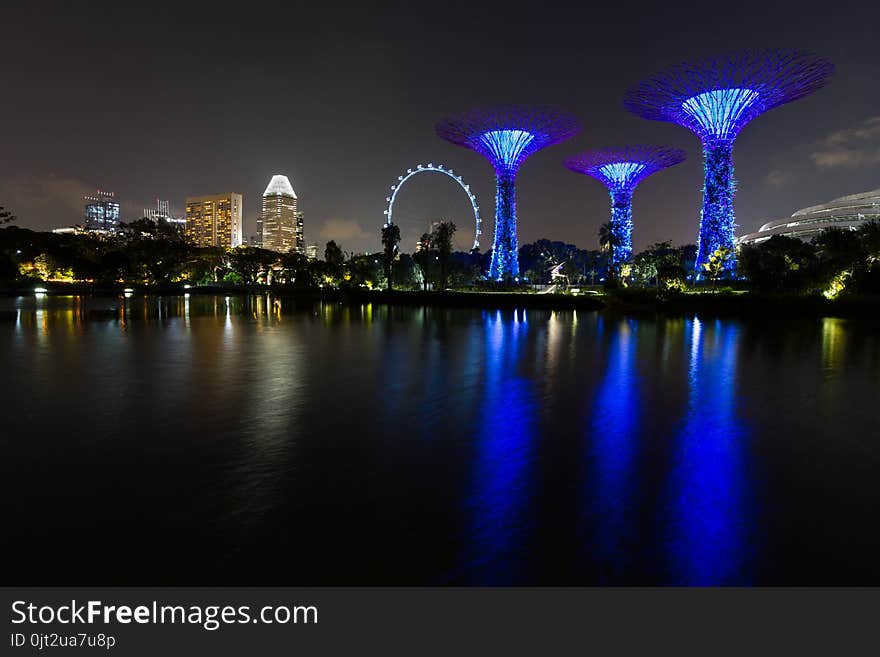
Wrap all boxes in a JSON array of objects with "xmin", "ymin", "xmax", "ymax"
[{"xmin": 261, "ymin": 174, "xmax": 304, "ymax": 253}]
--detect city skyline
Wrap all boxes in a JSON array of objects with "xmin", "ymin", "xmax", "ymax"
[{"xmin": 2, "ymin": 1, "xmax": 880, "ymax": 256}]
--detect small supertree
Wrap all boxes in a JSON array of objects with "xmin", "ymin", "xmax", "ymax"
[
  {"xmin": 566, "ymin": 145, "xmax": 686, "ymax": 265},
  {"xmin": 436, "ymin": 105, "xmax": 580, "ymax": 280},
  {"xmin": 624, "ymin": 49, "xmax": 833, "ymax": 275}
]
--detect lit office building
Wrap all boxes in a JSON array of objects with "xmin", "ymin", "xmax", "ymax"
[
  {"xmin": 294, "ymin": 211, "xmax": 304, "ymax": 253},
  {"xmin": 185, "ymin": 193, "xmax": 243, "ymax": 248},
  {"xmin": 306, "ymin": 243, "xmax": 318, "ymax": 260},
  {"xmin": 261, "ymin": 174, "xmax": 304, "ymax": 253},
  {"xmin": 84, "ymin": 190, "xmax": 121, "ymax": 231}
]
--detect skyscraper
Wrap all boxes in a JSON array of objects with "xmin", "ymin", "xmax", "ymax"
[
  {"xmin": 261, "ymin": 174, "xmax": 303, "ymax": 253},
  {"xmin": 84, "ymin": 190, "xmax": 121, "ymax": 231},
  {"xmin": 185, "ymin": 193, "xmax": 243, "ymax": 248},
  {"xmin": 294, "ymin": 211, "xmax": 304, "ymax": 254}
]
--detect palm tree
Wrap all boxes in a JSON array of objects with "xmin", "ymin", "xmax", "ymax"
[{"xmin": 381, "ymin": 223, "xmax": 401, "ymax": 290}]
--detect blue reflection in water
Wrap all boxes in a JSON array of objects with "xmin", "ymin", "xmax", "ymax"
[
  {"xmin": 589, "ymin": 318, "xmax": 640, "ymax": 579},
  {"xmin": 466, "ymin": 310, "xmax": 535, "ymax": 582},
  {"xmin": 666, "ymin": 318, "xmax": 752, "ymax": 585}
]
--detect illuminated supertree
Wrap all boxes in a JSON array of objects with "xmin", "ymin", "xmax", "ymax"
[
  {"xmin": 623, "ymin": 49, "xmax": 833, "ymax": 275},
  {"xmin": 565, "ymin": 145, "xmax": 686, "ymax": 264},
  {"xmin": 436, "ymin": 105, "xmax": 580, "ymax": 280}
]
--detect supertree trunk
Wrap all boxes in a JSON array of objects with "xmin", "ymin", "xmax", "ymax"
[
  {"xmin": 697, "ymin": 141, "xmax": 737, "ymax": 274},
  {"xmin": 489, "ymin": 170, "xmax": 520, "ymax": 280},
  {"xmin": 610, "ymin": 189, "xmax": 634, "ymax": 264}
]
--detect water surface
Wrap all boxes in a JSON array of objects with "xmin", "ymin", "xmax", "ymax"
[{"xmin": 2, "ymin": 294, "xmax": 878, "ymax": 584}]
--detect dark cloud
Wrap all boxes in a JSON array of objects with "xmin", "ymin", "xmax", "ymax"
[
  {"xmin": 811, "ymin": 116, "xmax": 880, "ymax": 169},
  {"xmin": 0, "ymin": 175, "xmax": 94, "ymax": 228}
]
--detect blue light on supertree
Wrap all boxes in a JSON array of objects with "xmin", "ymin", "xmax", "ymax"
[
  {"xmin": 623, "ymin": 49, "xmax": 833, "ymax": 275},
  {"xmin": 436, "ymin": 106, "xmax": 580, "ymax": 280},
  {"xmin": 565, "ymin": 146, "xmax": 686, "ymax": 264}
]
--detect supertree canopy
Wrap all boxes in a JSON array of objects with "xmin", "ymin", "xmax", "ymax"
[
  {"xmin": 623, "ymin": 49, "xmax": 833, "ymax": 275},
  {"xmin": 565, "ymin": 145, "xmax": 686, "ymax": 264},
  {"xmin": 435, "ymin": 105, "xmax": 580, "ymax": 280}
]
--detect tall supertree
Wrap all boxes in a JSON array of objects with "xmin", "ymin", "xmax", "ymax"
[
  {"xmin": 623, "ymin": 49, "xmax": 833, "ymax": 275},
  {"xmin": 436, "ymin": 105, "xmax": 580, "ymax": 280},
  {"xmin": 565, "ymin": 145, "xmax": 686, "ymax": 264}
]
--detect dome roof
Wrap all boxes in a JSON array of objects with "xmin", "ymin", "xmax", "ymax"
[
  {"xmin": 263, "ymin": 174, "xmax": 297, "ymax": 198},
  {"xmin": 737, "ymin": 187, "xmax": 880, "ymax": 245}
]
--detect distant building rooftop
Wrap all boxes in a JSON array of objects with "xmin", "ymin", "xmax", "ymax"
[{"xmin": 263, "ymin": 174, "xmax": 297, "ymax": 198}]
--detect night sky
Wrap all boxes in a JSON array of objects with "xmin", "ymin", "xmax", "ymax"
[{"xmin": 2, "ymin": 0, "xmax": 879, "ymax": 254}]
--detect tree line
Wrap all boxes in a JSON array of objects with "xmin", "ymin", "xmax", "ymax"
[
  {"xmin": 2, "ymin": 211, "xmax": 879, "ymax": 298},
  {"xmin": 0, "ymin": 217, "xmax": 610, "ymax": 291}
]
